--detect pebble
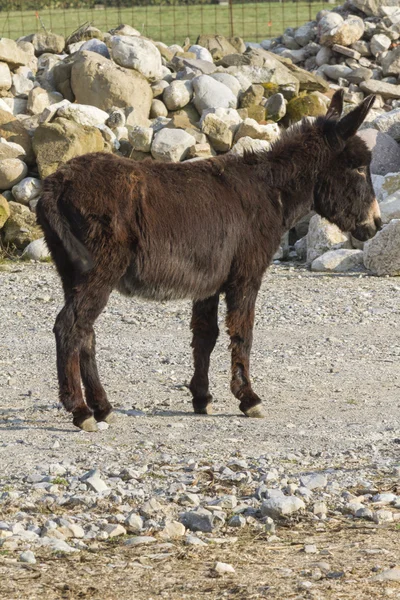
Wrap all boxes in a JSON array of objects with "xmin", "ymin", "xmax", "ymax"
[
  {"xmin": 215, "ymin": 562, "xmax": 235, "ymax": 575},
  {"xmin": 19, "ymin": 550, "xmax": 36, "ymax": 564}
]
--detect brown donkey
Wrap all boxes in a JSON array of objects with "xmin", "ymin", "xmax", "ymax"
[{"xmin": 36, "ymin": 90, "xmax": 381, "ymax": 432}]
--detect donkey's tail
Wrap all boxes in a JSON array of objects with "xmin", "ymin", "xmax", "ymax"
[{"xmin": 36, "ymin": 172, "xmax": 94, "ymax": 274}]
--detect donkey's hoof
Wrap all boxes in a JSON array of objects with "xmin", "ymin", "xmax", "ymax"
[
  {"xmin": 244, "ymin": 404, "xmax": 266, "ymax": 419},
  {"xmin": 78, "ymin": 416, "xmax": 98, "ymax": 432},
  {"xmin": 103, "ymin": 411, "xmax": 117, "ymax": 424},
  {"xmin": 194, "ymin": 405, "xmax": 213, "ymax": 415}
]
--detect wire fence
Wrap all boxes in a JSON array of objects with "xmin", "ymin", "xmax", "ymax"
[{"xmin": 0, "ymin": 0, "xmax": 339, "ymax": 46}]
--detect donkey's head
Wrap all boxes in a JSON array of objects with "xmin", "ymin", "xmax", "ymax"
[{"xmin": 314, "ymin": 89, "xmax": 381, "ymax": 241}]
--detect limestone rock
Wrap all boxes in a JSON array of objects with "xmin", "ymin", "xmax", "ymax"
[
  {"xmin": 0, "ymin": 38, "xmax": 32, "ymax": 68},
  {"xmin": 31, "ymin": 33, "xmax": 65, "ymax": 56},
  {"xmin": 193, "ymin": 74, "xmax": 237, "ymax": 112},
  {"xmin": 2, "ymin": 201, "xmax": 42, "ymax": 249},
  {"xmin": 230, "ymin": 136, "xmax": 271, "ymax": 156},
  {"xmin": 57, "ymin": 103, "xmax": 109, "ymax": 127},
  {"xmin": 261, "ymin": 495, "xmax": 305, "ymax": 519},
  {"xmin": 379, "ymin": 192, "xmax": 400, "ymax": 224},
  {"xmin": 0, "ymin": 194, "xmax": 10, "ymax": 228},
  {"xmin": 0, "ymin": 158, "xmax": 28, "ymax": 190},
  {"xmin": 0, "ymin": 62, "xmax": 11, "ymax": 90},
  {"xmin": 163, "ymin": 80, "xmax": 193, "ymax": 111},
  {"xmin": 201, "ymin": 107, "xmax": 242, "ymax": 152},
  {"xmin": 129, "ymin": 125, "xmax": 153, "ymax": 153},
  {"xmin": 234, "ymin": 118, "xmax": 280, "ymax": 142},
  {"xmin": 110, "ymin": 36, "xmax": 163, "ymax": 81},
  {"xmin": 22, "ymin": 237, "xmax": 50, "ymax": 261},
  {"xmin": 311, "ymin": 249, "xmax": 364, "ymax": 272},
  {"xmin": 71, "ymin": 51, "xmax": 152, "ymax": 123},
  {"xmin": 0, "ymin": 109, "xmax": 34, "ymax": 164},
  {"xmin": 360, "ymin": 80, "xmax": 400, "ymax": 100},
  {"xmin": 27, "ymin": 87, "xmax": 63, "ymax": 116},
  {"xmin": 306, "ymin": 214, "xmax": 350, "ymax": 263},
  {"xmin": 151, "ymin": 128, "xmax": 195, "ymax": 162},
  {"xmin": 33, "ymin": 117, "xmax": 105, "ymax": 178},
  {"xmin": 357, "ymin": 129, "xmax": 400, "ymax": 176},
  {"xmin": 12, "ymin": 177, "xmax": 42, "ymax": 205},
  {"xmin": 319, "ymin": 14, "xmax": 364, "ymax": 47},
  {"xmin": 364, "ymin": 220, "xmax": 400, "ymax": 275},
  {"xmin": 196, "ymin": 34, "xmax": 238, "ymax": 60}
]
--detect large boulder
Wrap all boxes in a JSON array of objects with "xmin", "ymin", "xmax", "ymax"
[
  {"xmin": 0, "ymin": 194, "xmax": 10, "ymax": 228},
  {"xmin": 1, "ymin": 201, "xmax": 42, "ymax": 249},
  {"xmin": 360, "ymin": 80, "xmax": 400, "ymax": 100},
  {"xmin": 33, "ymin": 117, "xmax": 105, "ymax": 178},
  {"xmin": 349, "ymin": 0, "xmax": 399, "ymax": 17},
  {"xmin": 110, "ymin": 36, "xmax": 163, "ymax": 81},
  {"xmin": 357, "ymin": 129, "xmax": 400, "ymax": 176},
  {"xmin": 306, "ymin": 214, "xmax": 350, "ymax": 263},
  {"xmin": 0, "ymin": 38, "xmax": 32, "ymax": 68},
  {"xmin": 318, "ymin": 14, "xmax": 364, "ymax": 47},
  {"xmin": 192, "ymin": 75, "xmax": 237, "ymax": 112},
  {"xmin": 71, "ymin": 51, "xmax": 152, "ymax": 123},
  {"xmin": 311, "ymin": 249, "xmax": 364, "ymax": 272},
  {"xmin": 0, "ymin": 108, "xmax": 34, "ymax": 164},
  {"xmin": 364, "ymin": 220, "xmax": 400, "ymax": 276},
  {"xmin": 30, "ymin": 33, "xmax": 65, "ymax": 56}
]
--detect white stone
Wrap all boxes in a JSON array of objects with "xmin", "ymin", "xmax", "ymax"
[
  {"xmin": 306, "ymin": 215, "xmax": 350, "ymax": 263},
  {"xmin": 129, "ymin": 125, "xmax": 154, "ymax": 153},
  {"xmin": 193, "ymin": 74, "xmax": 237, "ymax": 112},
  {"xmin": 230, "ymin": 136, "xmax": 271, "ymax": 156},
  {"xmin": 188, "ymin": 45, "xmax": 213, "ymax": 62},
  {"xmin": 300, "ymin": 473, "xmax": 328, "ymax": 490},
  {"xmin": 215, "ymin": 562, "xmax": 235, "ymax": 575},
  {"xmin": 39, "ymin": 99, "xmax": 71, "ymax": 124},
  {"xmin": 364, "ymin": 219, "xmax": 400, "ymax": 276},
  {"xmin": 19, "ymin": 551, "xmax": 36, "ymax": 564},
  {"xmin": 57, "ymin": 103, "xmax": 109, "ymax": 127},
  {"xmin": 201, "ymin": 107, "xmax": 242, "ymax": 152},
  {"xmin": 311, "ymin": 249, "xmax": 364, "ymax": 272},
  {"xmin": 261, "ymin": 496, "xmax": 305, "ymax": 519},
  {"xmin": 0, "ymin": 158, "xmax": 28, "ymax": 190},
  {"xmin": 125, "ymin": 513, "xmax": 143, "ymax": 533},
  {"xmin": 111, "ymin": 35, "xmax": 163, "ymax": 82},
  {"xmin": 161, "ymin": 521, "xmax": 186, "ymax": 539},
  {"xmin": 210, "ymin": 73, "xmax": 242, "ymax": 97},
  {"xmin": 0, "ymin": 61, "xmax": 11, "ymax": 90},
  {"xmin": 151, "ymin": 128, "xmax": 195, "ymax": 162},
  {"xmin": 81, "ymin": 469, "xmax": 108, "ymax": 494},
  {"xmin": 379, "ymin": 191, "xmax": 400, "ymax": 224},
  {"xmin": 12, "ymin": 177, "xmax": 42, "ymax": 205},
  {"xmin": 163, "ymin": 80, "xmax": 193, "ymax": 111},
  {"xmin": 372, "ymin": 567, "xmax": 400, "ymax": 582},
  {"xmin": 11, "ymin": 73, "xmax": 33, "ymax": 98},
  {"xmin": 234, "ymin": 118, "xmax": 280, "ymax": 142},
  {"xmin": 372, "ymin": 108, "xmax": 400, "ymax": 141},
  {"xmin": 370, "ymin": 34, "xmax": 391, "ymax": 56},
  {"xmin": 103, "ymin": 524, "xmax": 126, "ymax": 538},
  {"xmin": 22, "ymin": 238, "xmax": 50, "ymax": 261}
]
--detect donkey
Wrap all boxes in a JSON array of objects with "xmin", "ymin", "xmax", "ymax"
[{"xmin": 36, "ymin": 89, "xmax": 381, "ymax": 432}]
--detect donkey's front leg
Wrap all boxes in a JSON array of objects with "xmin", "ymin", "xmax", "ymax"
[
  {"xmin": 225, "ymin": 281, "xmax": 266, "ymax": 418},
  {"xmin": 189, "ymin": 294, "xmax": 220, "ymax": 414}
]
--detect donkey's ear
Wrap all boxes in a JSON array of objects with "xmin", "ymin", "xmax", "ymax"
[
  {"xmin": 336, "ymin": 95, "xmax": 376, "ymax": 140},
  {"xmin": 326, "ymin": 89, "xmax": 344, "ymax": 120}
]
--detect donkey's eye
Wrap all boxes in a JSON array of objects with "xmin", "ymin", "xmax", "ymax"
[{"xmin": 356, "ymin": 166, "xmax": 367, "ymax": 176}]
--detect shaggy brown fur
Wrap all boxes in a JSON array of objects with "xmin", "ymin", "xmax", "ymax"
[{"xmin": 36, "ymin": 90, "xmax": 381, "ymax": 432}]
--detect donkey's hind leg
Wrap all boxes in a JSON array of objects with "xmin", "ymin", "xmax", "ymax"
[
  {"xmin": 225, "ymin": 279, "xmax": 266, "ymax": 418},
  {"xmin": 80, "ymin": 328, "xmax": 116, "ymax": 424},
  {"xmin": 189, "ymin": 293, "xmax": 219, "ymax": 414},
  {"xmin": 54, "ymin": 281, "xmax": 113, "ymax": 431}
]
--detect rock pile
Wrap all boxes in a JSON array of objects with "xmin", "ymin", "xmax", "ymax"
[{"xmin": 0, "ymin": 6, "xmax": 398, "ymax": 275}]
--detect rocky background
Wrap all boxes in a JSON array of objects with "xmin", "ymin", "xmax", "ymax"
[{"xmin": 0, "ymin": 0, "xmax": 399, "ymax": 275}]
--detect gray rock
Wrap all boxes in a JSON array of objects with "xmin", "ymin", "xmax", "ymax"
[
  {"xmin": 81, "ymin": 469, "xmax": 108, "ymax": 494},
  {"xmin": 306, "ymin": 215, "xmax": 350, "ymax": 263},
  {"xmin": 322, "ymin": 64, "xmax": 353, "ymax": 81},
  {"xmin": 370, "ymin": 34, "xmax": 391, "ymax": 56},
  {"xmin": 316, "ymin": 46, "xmax": 333, "ymax": 67},
  {"xmin": 371, "ymin": 107, "xmax": 400, "ymax": 141},
  {"xmin": 360, "ymin": 79, "xmax": 400, "ymax": 99},
  {"xmin": 0, "ymin": 62, "xmax": 11, "ymax": 90},
  {"xmin": 294, "ymin": 22, "xmax": 316, "ymax": 47},
  {"xmin": 124, "ymin": 535, "xmax": 157, "ymax": 546},
  {"xmin": 192, "ymin": 74, "xmax": 237, "ymax": 112},
  {"xmin": 229, "ymin": 514, "xmax": 246, "ymax": 528},
  {"xmin": 357, "ymin": 129, "xmax": 400, "ymax": 175},
  {"xmin": 180, "ymin": 508, "xmax": 215, "ymax": 532},
  {"xmin": 125, "ymin": 512, "xmax": 143, "ymax": 533},
  {"xmin": 57, "ymin": 103, "xmax": 109, "ymax": 127},
  {"xmin": 319, "ymin": 14, "xmax": 364, "ymax": 47},
  {"xmin": 210, "ymin": 73, "xmax": 242, "ymax": 98},
  {"xmin": 265, "ymin": 93, "xmax": 286, "ymax": 121},
  {"xmin": 163, "ymin": 80, "xmax": 193, "ymax": 111},
  {"xmin": 261, "ymin": 495, "xmax": 305, "ymax": 519},
  {"xmin": 201, "ymin": 107, "xmax": 242, "ymax": 152},
  {"xmin": 188, "ymin": 45, "xmax": 213, "ymax": 62},
  {"xmin": 185, "ymin": 534, "xmax": 207, "ymax": 546},
  {"xmin": 311, "ymin": 249, "xmax": 364, "ymax": 273},
  {"xmin": 129, "ymin": 125, "xmax": 153, "ymax": 153},
  {"xmin": 22, "ymin": 238, "xmax": 50, "ymax": 261},
  {"xmin": 12, "ymin": 176, "xmax": 42, "ymax": 205},
  {"xmin": 19, "ymin": 550, "xmax": 36, "ymax": 564},
  {"xmin": 372, "ymin": 492, "xmax": 397, "ymax": 505},
  {"xmin": 11, "ymin": 73, "xmax": 34, "ymax": 98},
  {"xmin": 364, "ymin": 219, "xmax": 400, "ymax": 275},
  {"xmin": 0, "ymin": 158, "xmax": 28, "ymax": 191},
  {"xmin": 349, "ymin": 0, "xmax": 399, "ymax": 17},
  {"xmin": 79, "ymin": 39, "xmax": 110, "ymax": 58},
  {"xmin": 372, "ymin": 567, "xmax": 400, "ymax": 582},
  {"xmin": 151, "ymin": 128, "xmax": 196, "ymax": 162},
  {"xmin": 300, "ymin": 473, "xmax": 328, "ymax": 489},
  {"xmin": 110, "ymin": 35, "xmax": 162, "ymax": 81},
  {"xmin": 150, "ymin": 99, "xmax": 168, "ymax": 118},
  {"xmin": 382, "ymin": 46, "xmax": 400, "ymax": 76},
  {"xmin": 347, "ymin": 67, "xmax": 373, "ymax": 85}
]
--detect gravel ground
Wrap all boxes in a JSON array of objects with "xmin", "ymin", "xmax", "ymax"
[{"xmin": 1, "ymin": 261, "xmax": 399, "ymax": 599}]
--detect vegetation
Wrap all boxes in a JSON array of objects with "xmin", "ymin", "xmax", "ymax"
[{"xmin": 0, "ymin": 1, "xmax": 339, "ymax": 46}]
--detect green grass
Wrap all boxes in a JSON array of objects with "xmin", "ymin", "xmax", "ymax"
[{"xmin": 0, "ymin": 1, "xmax": 339, "ymax": 46}]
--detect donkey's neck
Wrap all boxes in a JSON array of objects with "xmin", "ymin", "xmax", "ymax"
[{"xmin": 261, "ymin": 123, "xmax": 330, "ymax": 231}]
